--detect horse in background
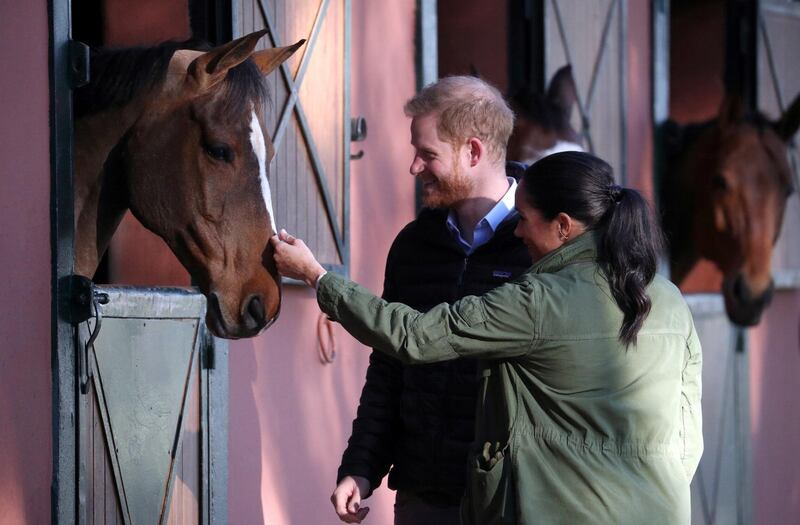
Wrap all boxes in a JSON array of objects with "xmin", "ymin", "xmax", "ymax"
[
  {"xmin": 73, "ymin": 30, "xmax": 303, "ymax": 338},
  {"xmin": 507, "ymin": 65, "xmax": 584, "ymax": 165},
  {"xmin": 660, "ymin": 93, "xmax": 800, "ymax": 326}
]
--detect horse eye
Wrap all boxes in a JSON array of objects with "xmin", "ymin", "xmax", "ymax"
[
  {"xmin": 711, "ymin": 174, "xmax": 728, "ymax": 191},
  {"xmin": 204, "ymin": 143, "xmax": 234, "ymax": 163}
]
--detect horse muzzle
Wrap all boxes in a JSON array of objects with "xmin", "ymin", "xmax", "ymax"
[
  {"xmin": 205, "ymin": 290, "xmax": 280, "ymax": 339},
  {"xmin": 722, "ymin": 273, "xmax": 775, "ymax": 327}
]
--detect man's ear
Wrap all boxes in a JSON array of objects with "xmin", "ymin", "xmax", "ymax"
[{"xmin": 466, "ymin": 137, "xmax": 485, "ymax": 167}]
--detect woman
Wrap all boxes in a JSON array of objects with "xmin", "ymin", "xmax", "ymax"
[{"xmin": 272, "ymin": 152, "xmax": 703, "ymax": 524}]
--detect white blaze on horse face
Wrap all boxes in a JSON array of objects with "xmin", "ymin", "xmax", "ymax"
[{"xmin": 249, "ymin": 110, "xmax": 278, "ymax": 235}]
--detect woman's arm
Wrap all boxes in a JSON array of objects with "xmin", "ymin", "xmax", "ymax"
[
  {"xmin": 270, "ymin": 231, "xmax": 536, "ymax": 364},
  {"xmin": 316, "ymin": 273, "xmax": 536, "ymax": 364}
]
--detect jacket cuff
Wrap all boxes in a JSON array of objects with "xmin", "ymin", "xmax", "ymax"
[
  {"xmin": 337, "ymin": 466, "xmax": 380, "ymax": 499},
  {"xmin": 317, "ymin": 272, "xmax": 350, "ymax": 319}
]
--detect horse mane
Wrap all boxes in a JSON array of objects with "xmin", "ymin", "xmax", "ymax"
[{"xmin": 74, "ymin": 39, "xmax": 269, "ymax": 119}]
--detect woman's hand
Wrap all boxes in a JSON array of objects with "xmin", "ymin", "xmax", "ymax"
[{"xmin": 270, "ymin": 229, "xmax": 327, "ymax": 287}]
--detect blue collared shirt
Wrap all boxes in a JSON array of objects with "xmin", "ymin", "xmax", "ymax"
[{"xmin": 446, "ymin": 177, "xmax": 518, "ymax": 255}]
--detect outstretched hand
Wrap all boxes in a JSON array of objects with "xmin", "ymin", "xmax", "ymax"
[{"xmin": 270, "ymin": 229, "xmax": 327, "ymax": 287}]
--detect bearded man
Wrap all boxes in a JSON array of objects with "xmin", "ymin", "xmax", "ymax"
[{"xmin": 331, "ymin": 76, "xmax": 531, "ymax": 525}]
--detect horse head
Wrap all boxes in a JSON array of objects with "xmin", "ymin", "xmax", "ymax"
[
  {"xmin": 669, "ymin": 93, "xmax": 800, "ymax": 326},
  {"xmin": 507, "ymin": 65, "xmax": 584, "ymax": 164},
  {"xmin": 99, "ymin": 31, "xmax": 303, "ymax": 338}
]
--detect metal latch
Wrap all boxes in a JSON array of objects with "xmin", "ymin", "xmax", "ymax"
[
  {"xmin": 350, "ymin": 116, "xmax": 368, "ymax": 160},
  {"xmin": 69, "ymin": 275, "xmax": 108, "ymax": 394}
]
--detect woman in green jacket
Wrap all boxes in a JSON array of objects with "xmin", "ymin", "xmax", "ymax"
[{"xmin": 272, "ymin": 151, "xmax": 702, "ymax": 525}]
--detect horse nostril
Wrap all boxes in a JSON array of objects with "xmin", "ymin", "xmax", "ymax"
[{"xmin": 244, "ymin": 295, "xmax": 266, "ymax": 329}]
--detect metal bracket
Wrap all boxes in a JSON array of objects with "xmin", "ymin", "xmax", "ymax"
[
  {"xmin": 67, "ymin": 275, "xmax": 97, "ymax": 324},
  {"xmin": 68, "ymin": 40, "xmax": 91, "ymax": 89},
  {"xmin": 202, "ymin": 329, "xmax": 216, "ymax": 370}
]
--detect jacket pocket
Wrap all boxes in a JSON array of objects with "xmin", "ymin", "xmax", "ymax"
[{"xmin": 460, "ymin": 443, "xmax": 516, "ymax": 525}]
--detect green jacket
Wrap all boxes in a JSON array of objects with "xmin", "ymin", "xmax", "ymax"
[{"xmin": 318, "ymin": 232, "xmax": 703, "ymax": 524}]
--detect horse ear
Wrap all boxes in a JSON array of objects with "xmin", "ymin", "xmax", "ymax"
[
  {"xmin": 774, "ymin": 93, "xmax": 800, "ymax": 142},
  {"xmin": 718, "ymin": 94, "xmax": 745, "ymax": 129},
  {"xmin": 188, "ymin": 29, "xmax": 269, "ymax": 92},
  {"xmin": 546, "ymin": 65, "xmax": 578, "ymax": 119},
  {"xmin": 251, "ymin": 39, "xmax": 306, "ymax": 76}
]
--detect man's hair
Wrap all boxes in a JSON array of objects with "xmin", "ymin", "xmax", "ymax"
[{"xmin": 404, "ymin": 76, "xmax": 514, "ymax": 165}]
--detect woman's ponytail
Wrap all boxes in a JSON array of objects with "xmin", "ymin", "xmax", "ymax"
[
  {"xmin": 521, "ymin": 152, "xmax": 665, "ymax": 347},
  {"xmin": 598, "ymin": 187, "xmax": 664, "ymax": 346}
]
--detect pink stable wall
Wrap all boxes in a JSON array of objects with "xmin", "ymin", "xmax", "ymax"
[
  {"xmin": 0, "ymin": 1, "xmax": 53, "ymax": 523},
  {"xmin": 227, "ymin": 1, "xmax": 417, "ymax": 524}
]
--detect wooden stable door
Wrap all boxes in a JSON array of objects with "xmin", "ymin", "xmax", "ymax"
[
  {"xmin": 233, "ymin": 0, "xmax": 351, "ymax": 274},
  {"xmin": 540, "ymin": 0, "xmax": 628, "ymax": 182},
  {"xmin": 76, "ymin": 288, "xmax": 227, "ymax": 524}
]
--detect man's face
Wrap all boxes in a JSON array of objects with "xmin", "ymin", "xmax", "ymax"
[{"xmin": 409, "ymin": 113, "xmax": 475, "ymax": 208}]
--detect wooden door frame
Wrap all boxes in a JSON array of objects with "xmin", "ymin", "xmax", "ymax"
[
  {"xmin": 50, "ymin": 0, "xmax": 77, "ymax": 521},
  {"xmin": 414, "ymin": 0, "xmax": 437, "ymax": 212}
]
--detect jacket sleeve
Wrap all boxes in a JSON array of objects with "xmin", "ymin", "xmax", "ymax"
[
  {"xmin": 336, "ymin": 244, "xmax": 404, "ymax": 496},
  {"xmin": 317, "ymin": 273, "xmax": 536, "ymax": 364},
  {"xmin": 680, "ymin": 320, "xmax": 703, "ymax": 481}
]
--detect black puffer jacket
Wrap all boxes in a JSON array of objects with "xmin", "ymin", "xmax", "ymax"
[{"xmin": 337, "ymin": 204, "xmax": 531, "ymax": 504}]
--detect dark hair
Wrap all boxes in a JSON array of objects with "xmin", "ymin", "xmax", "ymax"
[{"xmin": 521, "ymin": 151, "xmax": 665, "ymax": 347}]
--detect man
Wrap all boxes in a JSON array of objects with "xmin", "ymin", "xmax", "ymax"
[{"xmin": 331, "ymin": 76, "xmax": 531, "ymax": 524}]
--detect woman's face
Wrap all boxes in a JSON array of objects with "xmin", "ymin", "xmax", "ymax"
[{"xmin": 514, "ymin": 181, "xmax": 567, "ymax": 261}]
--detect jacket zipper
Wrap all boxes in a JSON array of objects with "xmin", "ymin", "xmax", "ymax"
[
  {"xmin": 433, "ymin": 256, "xmax": 470, "ymax": 484},
  {"xmin": 455, "ymin": 257, "xmax": 469, "ymax": 295}
]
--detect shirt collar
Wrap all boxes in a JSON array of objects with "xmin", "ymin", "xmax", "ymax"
[{"xmin": 446, "ymin": 177, "xmax": 518, "ymax": 235}]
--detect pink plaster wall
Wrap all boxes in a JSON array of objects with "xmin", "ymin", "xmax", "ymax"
[
  {"xmin": 750, "ymin": 294, "xmax": 800, "ymax": 522},
  {"xmin": 227, "ymin": 1, "xmax": 417, "ymax": 523},
  {"xmin": 0, "ymin": 1, "xmax": 53, "ymax": 523}
]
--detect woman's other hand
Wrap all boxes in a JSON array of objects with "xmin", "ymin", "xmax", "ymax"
[{"xmin": 270, "ymin": 229, "xmax": 327, "ymax": 287}]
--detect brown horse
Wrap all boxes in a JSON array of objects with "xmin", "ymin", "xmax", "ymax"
[
  {"xmin": 661, "ymin": 94, "xmax": 800, "ymax": 326},
  {"xmin": 507, "ymin": 65, "xmax": 584, "ymax": 165},
  {"xmin": 73, "ymin": 30, "xmax": 303, "ymax": 339}
]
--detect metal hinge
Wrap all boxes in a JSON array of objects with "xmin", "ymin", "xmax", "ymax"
[{"xmin": 69, "ymin": 40, "xmax": 90, "ymax": 89}]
